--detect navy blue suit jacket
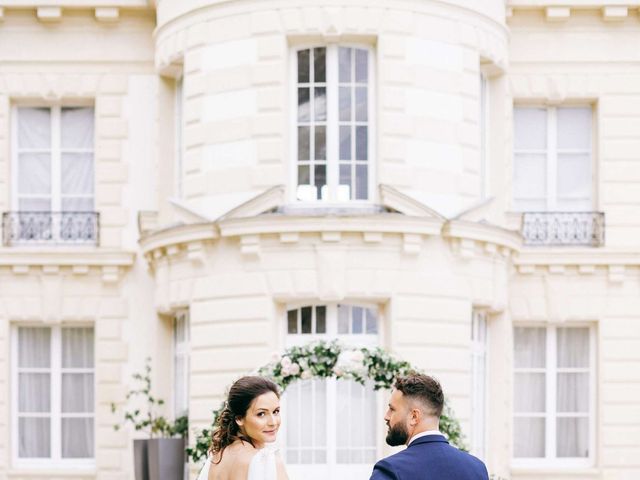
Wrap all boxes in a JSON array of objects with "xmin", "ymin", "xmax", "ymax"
[{"xmin": 369, "ymin": 434, "xmax": 489, "ymax": 480}]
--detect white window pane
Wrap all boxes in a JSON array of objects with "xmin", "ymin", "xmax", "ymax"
[
  {"xmin": 62, "ymin": 418, "xmax": 94, "ymax": 458},
  {"xmin": 514, "ymin": 108, "xmax": 547, "ymax": 150},
  {"xmin": 514, "ymin": 373, "xmax": 545, "ymax": 413},
  {"xmin": 557, "ymin": 154, "xmax": 591, "ymax": 204},
  {"xmin": 339, "ymin": 47, "xmax": 351, "ymax": 83},
  {"xmin": 336, "ymin": 380, "xmax": 350, "ymax": 450},
  {"xmin": 338, "ymin": 305, "xmax": 350, "ymax": 334},
  {"xmin": 513, "ymin": 154, "xmax": 546, "ymax": 200},
  {"xmin": 62, "ymin": 153, "xmax": 94, "ymax": 195},
  {"xmin": 19, "ymin": 417, "xmax": 51, "ymax": 458},
  {"xmin": 365, "ymin": 308, "xmax": 378, "ymax": 334},
  {"xmin": 18, "ymin": 328, "xmax": 51, "ymax": 368},
  {"xmin": 314, "ymin": 379, "xmax": 326, "ymax": 446},
  {"xmin": 285, "ymin": 382, "xmax": 301, "ymax": 450},
  {"xmin": 62, "ymin": 373, "xmax": 94, "ymax": 413},
  {"xmin": 62, "ymin": 328, "xmax": 94, "ymax": 368},
  {"xmin": 557, "ymin": 107, "xmax": 591, "ymax": 150},
  {"xmin": 19, "ymin": 373, "xmax": 51, "ymax": 413},
  {"xmin": 18, "ymin": 198, "xmax": 51, "ymax": 212},
  {"xmin": 514, "ymin": 328, "xmax": 546, "ymax": 368},
  {"xmin": 18, "ymin": 153, "xmax": 51, "ymax": 195},
  {"xmin": 287, "ymin": 310, "xmax": 298, "ymax": 334},
  {"xmin": 557, "ymin": 373, "xmax": 589, "ymax": 413},
  {"xmin": 18, "ymin": 107, "xmax": 51, "ymax": 149},
  {"xmin": 61, "ymin": 197, "xmax": 94, "ymax": 212},
  {"xmin": 297, "ymin": 49, "xmax": 310, "ymax": 83},
  {"xmin": 514, "ymin": 417, "xmax": 545, "ymax": 458},
  {"xmin": 61, "ymin": 107, "xmax": 94, "ymax": 149},
  {"xmin": 557, "ymin": 328, "xmax": 590, "ymax": 368},
  {"xmin": 355, "ymin": 49, "xmax": 368, "ymax": 84},
  {"xmin": 352, "ymin": 307, "xmax": 363, "ymax": 334},
  {"xmin": 557, "ymin": 417, "xmax": 589, "ymax": 458}
]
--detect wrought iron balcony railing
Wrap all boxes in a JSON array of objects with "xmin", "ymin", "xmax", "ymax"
[
  {"xmin": 521, "ymin": 212, "xmax": 605, "ymax": 247},
  {"xmin": 2, "ymin": 211, "xmax": 100, "ymax": 246}
]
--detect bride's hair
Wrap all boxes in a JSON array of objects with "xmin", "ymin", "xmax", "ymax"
[{"xmin": 209, "ymin": 376, "xmax": 280, "ymax": 462}]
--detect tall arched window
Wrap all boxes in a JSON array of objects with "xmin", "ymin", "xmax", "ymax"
[{"xmin": 283, "ymin": 304, "xmax": 380, "ymax": 479}]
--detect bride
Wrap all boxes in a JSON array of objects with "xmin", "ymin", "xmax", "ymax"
[{"xmin": 197, "ymin": 376, "xmax": 289, "ymax": 480}]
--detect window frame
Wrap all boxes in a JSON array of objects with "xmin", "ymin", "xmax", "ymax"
[
  {"xmin": 11, "ymin": 103, "xmax": 96, "ymax": 213},
  {"xmin": 172, "ymin": 309, "xmax": 190, "ymax": 418},
  {"xmin": 512, "ymin": 104, "xmax": 595, "ymax": 212},
  {"xmin": 281, "ymin": 303, "xmax": 381, "ymax": 476},
  {"xmin": 11, "ymin": 324, "xmax": 96, "ymax": 470},
  {"xmin": 471, "ymin": 310, "xmax": 488, "ymax": 460},
  {"xmin": 288, "ymin": 44, "xmax": 376, "ymax": 206},
  {"xmin": 479, "ymin": 73, "xmax": 490, "ymax": 200},
  {"xmin": 511, "ymin": 323, "xmax": 596, "ymax": 469}
]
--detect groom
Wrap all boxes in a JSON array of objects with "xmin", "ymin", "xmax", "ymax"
[{"xmin": 370, "ymin": 373, "xmax": 489, "ymax": 480}]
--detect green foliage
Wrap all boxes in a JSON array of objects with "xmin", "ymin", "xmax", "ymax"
[
  {"xmin": 188, "ymin": 341, "xmax": 467, "ymax": 463},
  {"xmin": 111, "ymin": 358, "xmax": 187, "ymax": 439}
]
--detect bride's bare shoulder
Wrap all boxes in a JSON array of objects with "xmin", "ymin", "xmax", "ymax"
[{"xmin": 225, "ymin": 441, "xmax": 259, "ymax": 479}]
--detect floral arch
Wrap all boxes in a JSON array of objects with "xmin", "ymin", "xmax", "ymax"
[{"xmin": 188, "ymin": 340, "xmax": 466, "ymax": 462}]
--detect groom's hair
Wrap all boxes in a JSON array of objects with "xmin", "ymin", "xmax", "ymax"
[{"xmin": 394, "ymin": 373, "xmax": 444, "ymax": 417}]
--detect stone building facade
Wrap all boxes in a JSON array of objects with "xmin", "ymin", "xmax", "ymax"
[{"xmin": 0, "ymin": 1, "xmax": 639, "ymax": 479}]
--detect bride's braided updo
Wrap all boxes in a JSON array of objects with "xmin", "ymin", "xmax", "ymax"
[{"xmin": 209, "ymin": 376, "xmax": 280, "ymax": 462}]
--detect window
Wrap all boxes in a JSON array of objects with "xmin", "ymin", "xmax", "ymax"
[
  {"xmin": 513, "ymin": 106, "xmax": 592, "ymax": 211},
  {"xmin": 175, "ymin": 78, "xmax": 184, "ymax": 199},
  {"xmin": 293, "ymin": 46, "xmax": 373, "ymax": 203},
  {"xmin": 513, "ymin": 326, "xmax": 594, "ymax": 466},
  {"xmin": 479, "ymin": 74, "xmax": 489, "ymax": 199},
  {"xmin": 173, "ymin": 310, "xmax": 190, "ymax": 418},
  {"xmin": 471, "ymin": 310, "xmax": 488, "ymax": 460},
  {"xmin": 8, "ymin": 106, "xmax": 96, "ymax": 244},
  {"xmin": 12, "ymin": 326, "xmax": 95, "ymax": 467},
  {"xmin": 284, "ymin": 305, "xmax": 379, "ymax": 479},
  {"xmin": 14, "ymin": 106, "xmax": 95, "ymax": 212}
]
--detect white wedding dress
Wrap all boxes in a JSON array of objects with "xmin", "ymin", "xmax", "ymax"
[{"xmin": 196, "ymin": 443, "xmax": 279, "ymax": 480}]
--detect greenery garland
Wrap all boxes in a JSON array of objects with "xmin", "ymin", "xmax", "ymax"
[{"xmin": 187, "ymin": 340, "xmax": 466, "ymax": 463}]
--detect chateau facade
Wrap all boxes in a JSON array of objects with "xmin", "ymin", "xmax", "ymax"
[{"xmin": 0, "ymin": 1, "xmax": 639, "ymax": 479}]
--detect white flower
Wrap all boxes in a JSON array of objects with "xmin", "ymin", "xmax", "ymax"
[
  {"xmin": 350, "ymin": 350, "xmax": 365, "ymax": 363},
  {"xmin": 280, "ymin": 356, "xmax": 292, "ymax": 369},
  {"xmin": 333, "ymin": 366, "xmax": 344, "ymax": 377},
  {"xmin": 300, "ymin": 370, "xmax": 312, "ymax": 380},
  {"xmin": 289, "ymin": 363, "xmax": 301, "ymax": 376}
]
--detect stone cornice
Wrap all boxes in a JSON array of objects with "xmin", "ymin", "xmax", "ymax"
[
  {"xmin": 139, "ymin": 222, "xmax": 218, "ymax": 257},
  {"xmin": 443, "ymin": 220, "xmax": 522, "ymax": 253},
  {"xmin": 0, "ymin": 248, "xmax": 136, "ymax": 283},
  {"xmin": 217, "ymin": 214, "xmax": 444, "ymax": 238},
  {"xmin": 515, "ymin": 248, "xmax": 640, "ymax": 266},
  {"xmin": 0, "ymin": 248, "xmax": 135, "ymax": 267}
]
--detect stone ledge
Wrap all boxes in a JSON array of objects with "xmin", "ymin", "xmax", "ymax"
[{"xmin": 0, "ymin": 248, "xmax": 134, "ymax": 268}]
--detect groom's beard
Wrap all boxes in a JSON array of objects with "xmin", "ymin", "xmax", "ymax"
[{"xmin": 385, "ymin": 421, "xmax": 410, "ymax": 446}]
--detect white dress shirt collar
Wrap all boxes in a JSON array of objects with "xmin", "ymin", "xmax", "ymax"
[{"xmin": 407, "ymin": 429, "xmax": 443, "ymax": 446}]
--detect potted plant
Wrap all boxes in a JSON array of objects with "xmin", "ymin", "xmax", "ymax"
[{"xmin": 111, "ymin": 358, "xmax": 188, "ymax": 480}]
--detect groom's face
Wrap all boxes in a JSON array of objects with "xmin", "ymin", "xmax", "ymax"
[{"xmin": 384, "ymin": 389, "xmax": 411, "ymax": 446}]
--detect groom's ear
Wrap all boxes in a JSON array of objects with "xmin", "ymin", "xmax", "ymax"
[{"xmin": 409, "ymin": 407, "xmax": 421, "ymax": 426}]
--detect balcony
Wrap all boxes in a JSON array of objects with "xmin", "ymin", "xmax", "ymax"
[
  {"xmin": 521, "ymin": 212, "xmax": 605, "ymax": 247},
  {"xmin": 2, "ymin": 211, "xmax": 100, "ymax": 246}
]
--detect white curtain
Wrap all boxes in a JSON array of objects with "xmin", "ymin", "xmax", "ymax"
[
  {"xmin": 336, "ymin": 380, "xmax": 376, "ymax": 464},
  {"xmin": 556, "ymin": 328, "xmax": 590, "ymax": 458},
  {"xmin": 513, "ymin": 327, "xmax": 546, "ymax": 458},
  {"xmin": 61, "ymin": 327, "xmax": 94, "ymax": 458},
  {"xmin": 61, "ymin": 107, "xmax": 94, "ymax": 212},
  {"xmin": 17, "ymin": 107, "xmax": 94, "ymax": 212},
  {"xmin": 17, "ymin": 327, "xmax": 94, "ymax": 459},
  {"xmin": 514, "ymin": 327, "xmax": 590, "ymax": 459},
  {"xmin": 18, "ymin": 328, "xmax": 51, "ymax": 457},
  {"xmin": 17, "ymin": 108, "xmax": 52, "ymax": 211},
  {"xmin": 513, "ymin": 107, "xmax": 547, "ymax": 211},
  {"xmin": 285, "ymin": 379, "xmax": 327, "ymax": 464}
]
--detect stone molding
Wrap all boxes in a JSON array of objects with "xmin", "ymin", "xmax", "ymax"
[
  {"xmin": 0, "ymin": 249, "xmax": 135, "ymax": 283},
  {"xmin": 154, "ymin": 1, "xmax": 508, "ymax": 76}
]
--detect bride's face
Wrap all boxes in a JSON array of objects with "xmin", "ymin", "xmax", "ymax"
[{"xmin": 237, "ymin": 391, "xmax": 281, "ymax": 447}]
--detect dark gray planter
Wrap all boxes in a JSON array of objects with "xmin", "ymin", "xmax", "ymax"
[
  {"xmin": 147, "ymin": 438, "xmax": 186, "ymax": 480},
  {"xmin": 133, "ymin": 439, "xmax": 149, "ymax": 480}
]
